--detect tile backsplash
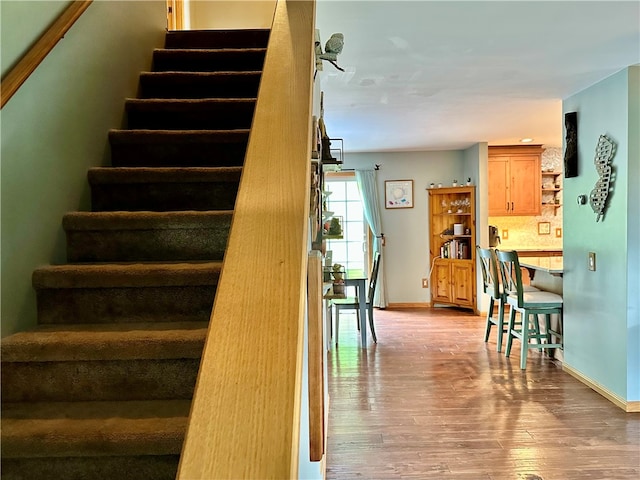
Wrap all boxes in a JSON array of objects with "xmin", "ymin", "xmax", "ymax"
[{"xmin": 489, "ymin": 147, "xmax": 563, "ymax": 250}]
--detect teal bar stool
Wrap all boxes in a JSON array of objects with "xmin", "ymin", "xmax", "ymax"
[
  {"xmin": 476, "ymin": 246, "xmax": 508, "ymax": 352},
  {"xmin": 495, "ymin": 249, "xmax": 563, "ymax": 369}
]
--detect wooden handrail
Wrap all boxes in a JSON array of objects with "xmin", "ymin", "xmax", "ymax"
[
  {"xmin": 177, "ymin": 0, "xmax": 316, "ymax": 478},
  {"xmin": 1, "ymin": 0, "xmax": 93, "ymax": 109}
]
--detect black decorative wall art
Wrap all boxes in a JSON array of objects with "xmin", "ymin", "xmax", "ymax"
[{"xmin": 564, "ymin": 112, "xmax": 578, "ymax": 178}]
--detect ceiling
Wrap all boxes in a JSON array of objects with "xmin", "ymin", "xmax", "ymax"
[{"xmin": 315, "ymin": 0, "xmax": 640, "ymax": 153}]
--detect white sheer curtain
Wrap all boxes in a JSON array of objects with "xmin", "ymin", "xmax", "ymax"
[{"xmin": 355, "ymin": 170, "xmax": 387, "ymax": 308}]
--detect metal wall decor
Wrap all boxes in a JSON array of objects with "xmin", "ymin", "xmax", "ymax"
[{"xmin": 589, "ymin": 134, "xmax": 616, "ymax": 222}]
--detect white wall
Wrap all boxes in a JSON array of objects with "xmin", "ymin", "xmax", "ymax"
[
  {"xmin": 1, "ymin": 1, "xmax": 166, "ymax": 337},
  {"xmin": 297, "ymin": 41, "xmax": 326, "ymax": 480},
  {"xmin": 563, "ymin": 66, "xmax": 639, "ymax": 403},
  {"xmin": 189, "ymin": 0, "xmax": 276, "ymax": 29}
]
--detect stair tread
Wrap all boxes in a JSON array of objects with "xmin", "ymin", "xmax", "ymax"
[
  {"xmin": 142, "ymin": 71, "xmax": 262, "ymax": 76},
  {"xmin": 63, "ymin": 210, "xmax": 233, "ymax": 230},
  {"xmin": 1, "ymin": 399, "xmax": 191, "ymax": 458},
  {"xmin": 1, "ymin": 322, "xmax": 208, "ymax": 363},
  {"xmin": 88, "ymin": 166, "xmax": 242, "ymax": 184},
  {"xmin": 33, "ymin": 261, "xmax": 222, "ymax": 288},
  {"xmin": 125, "ymin": 98, "xmax": 256, "ymax": 105},
  {"xmin": 164, "ymin": 29, "xmax": 269, "ymax": 49},
  {"xmin": 2, "ymin": 322, "xmax": 207, "ymax": 361},
  {"xmin": 153, "ymin": 47, "xmax": 267, "ymax": 54},
  {"xmin": 109, "ymin": 128, "xmax": 250, "ymax": 139}
]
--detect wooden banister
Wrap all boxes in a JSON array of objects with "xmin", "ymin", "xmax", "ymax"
[
  {"xmin": 1, "ymin": 0, "xmax": 93, "ymax": 109},
  {"xmin": 177, "ymin": 0, "xmax": 316, "ymax": 478}
]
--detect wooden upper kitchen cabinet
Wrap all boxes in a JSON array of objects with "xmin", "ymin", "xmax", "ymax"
[{"xmin": 488, "ymin": 145, "xmax": 543, "ymax": 216}]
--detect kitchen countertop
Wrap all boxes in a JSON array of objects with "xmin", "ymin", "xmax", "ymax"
[
  {"xmin": 518, "ymin": 255, "xmax": 564, "ymax": 276},
  {"xmin": 513, "ymin": 248, "xmax": 562, "ymax": 256}
]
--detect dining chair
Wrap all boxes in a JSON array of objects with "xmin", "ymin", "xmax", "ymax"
[
  {"xmin": 494, "ymin": 249, "xmax": 563, "ymax": 369},
  {"xmin": 476, "ymin": 246, "xmax": 508, "ymax": 352},
  {"xmin": 333, "ymin": 252, "xmax": 381, "ymax": 345}
]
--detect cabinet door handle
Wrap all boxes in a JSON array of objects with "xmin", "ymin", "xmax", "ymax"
[
  {"xmin": 511, "ymin": 202, "xmax": 514, "ymax": 211},
  {"xmin": 506, "ymin": 202, "xmax": 510, "ymax": 211}
]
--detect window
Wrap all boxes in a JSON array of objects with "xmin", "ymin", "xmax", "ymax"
[{"xmin": 324, "ymin": 174, "xmax": 368, "ymax": 274}]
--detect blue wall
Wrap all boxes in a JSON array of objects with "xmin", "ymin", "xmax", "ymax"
[{"xmin": 563, "ymin": 66, "xmax": 639, "ymax": 402}]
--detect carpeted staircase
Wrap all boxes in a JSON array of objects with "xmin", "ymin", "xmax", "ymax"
[{"xmin": 1, "ymin": 29, "xmax": 269, "ymax": 480}]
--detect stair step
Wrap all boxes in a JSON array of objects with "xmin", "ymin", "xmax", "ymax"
[
  {"xmin": 33, "ymin": 262, "xmax": 221, "ymax": 324},
  {"xmin": 1, "ymin": 322, "xmax": 208, "ymax": 363},
  {"xmin": 63, "ymin": 211, "xmax": 232, "ymax": 262},
  {"xmin": 125, "ymin": 98, "xmax": 256, "ymax": 130},
  {"xmin": 139, "ymin": 71, "xmax": 261, "ymax": 99},
  {"xmin": 109, "ymin": 129, "xmax": 249, "ymax": 167},
  {"xmin": 1, "ymin": 455, "xmax": 179, "ymax": 480},
  {"xmin": 164, "ymin": 29, "xmax": 269, "ymax": 49},
  {"xmin": 152, "ymin": 48, "xmax": 266, "ymax": 72},
  {"xmin": 1, "ymin": 323, "xmax": 206, "ymax": 402},
  {"xmin": 89, "ymin": 166, "xmax": 242, "ymax": 212},
  {"xmin": 1, "ymin": 399, "xmax": 189, "ymax": 479}
]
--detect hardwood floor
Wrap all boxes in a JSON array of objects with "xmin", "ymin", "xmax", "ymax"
[{"xmin": 325, "ymin": 308, "xmax": 640, "ymax": 480}]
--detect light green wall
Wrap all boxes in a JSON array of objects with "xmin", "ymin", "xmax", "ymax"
[
  {"xmin": 463, "ymin": 142, "xmax": 489, "ymax": 313},
  {"xmin": 563, "ymin": 67, "xmax": 638, "ymax": 401},
  {"xmin": 626, "ymin": 66, "xmax": 639, "ymax": 401},
  {"xmin": 1, "ymin": 1, "xmax": 166, "ymax": 337},
  {"xmin": 344, "ymin": 150, "xmax": 468, "ymax": 304},
  {"xmin": 0, "ymin": 0, "xmax": 71, "ymax": 76}
]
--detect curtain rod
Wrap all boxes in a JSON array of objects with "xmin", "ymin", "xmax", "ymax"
[{"xmin": 337, "ymin": 164, "xmax": 381, "ymax": 171}]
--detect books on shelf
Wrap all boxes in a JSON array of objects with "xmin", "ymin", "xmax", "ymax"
[{"xmin": 440, "ymin": 239, "xmax": 470, "ymax": 259}]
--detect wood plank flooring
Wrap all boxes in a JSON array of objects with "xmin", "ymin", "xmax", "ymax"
[{"xmin": 326, "ymin": 308, "xmax": 640, "ymax": 480}]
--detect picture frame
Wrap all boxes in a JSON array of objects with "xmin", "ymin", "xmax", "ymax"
[
  {"xmin": 538, "ymin": 221, "xmax": 551, "ymax": 235},
  {"xmin": 385, "ymin": 180, "xmax": 414, "ymax": 209}
]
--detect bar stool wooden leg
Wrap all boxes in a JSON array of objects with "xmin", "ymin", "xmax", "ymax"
[
  {"xmin": 484, "ymin": 297, "xmax": 495, "ymax": 342},
  {"xmin": 505, "ymin": 308, "xmax": 517, "ymax": 357},
  {"xmin": 496, "ymin": 299, "xmax": 505, "ymax": 353},
  {"xmin": 520, "ymin": 313, "xmax": 530, "ymax": 370}
]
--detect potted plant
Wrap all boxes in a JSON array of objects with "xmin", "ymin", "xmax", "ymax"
[
  {"xmin": 331, "ymin": 263, "xmax": 345, "ymax": 294},
  {"xmin": 328, "ymin": 217, "xmax": 342, "ymax": 236}
]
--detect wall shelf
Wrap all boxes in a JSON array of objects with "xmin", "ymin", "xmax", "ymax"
[{"xmin": 541, "ymin": 170, "xmax": 562, "ymax": 215}]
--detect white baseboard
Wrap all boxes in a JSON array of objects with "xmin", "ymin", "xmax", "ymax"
[
  {"xmin": 387, "ymin": 302, "xmax": 431, "ymax": 308},
  {"xmin": 563, "ymin": 363, "xmax": 640, "ymax": 412}
]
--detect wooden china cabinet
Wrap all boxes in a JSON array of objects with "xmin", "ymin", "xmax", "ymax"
[{"xmin": 428, "ymin": 186, "xmax": 476, "ymax": 310}]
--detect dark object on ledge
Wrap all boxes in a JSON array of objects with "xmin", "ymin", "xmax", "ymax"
[
  {"xmin": 489, "ymin": 225, "xmax": 501, "ymax": 247},
  {"xmin": 564, "ymin": 112, "xmax": 578, "ymax": 178}
]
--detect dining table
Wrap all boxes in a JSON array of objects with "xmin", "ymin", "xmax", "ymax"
[
  {"xmin": 344, "ymin": 270, "xmax": 368, "ymax": 348},
  {"xmin": 323, "ymin": 269, "xmax": 369, "ymax": 348}
]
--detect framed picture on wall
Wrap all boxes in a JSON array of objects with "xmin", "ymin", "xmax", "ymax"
[
  {"xmin": 538, "ymin": 221, "xmax": 551, "ymax": 235},
  {"xmin": 385, "ymin": 180, "xmax": 414, "ymax": 209}
]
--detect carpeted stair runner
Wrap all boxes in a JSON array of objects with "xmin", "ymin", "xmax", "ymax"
[
  {"xmin": 1, "ymin": 29, "xmax": 269, "ymax": 480},
  {"xmin": 88, "ymin": 166, "xmax": 242, "ymax": 211}
]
